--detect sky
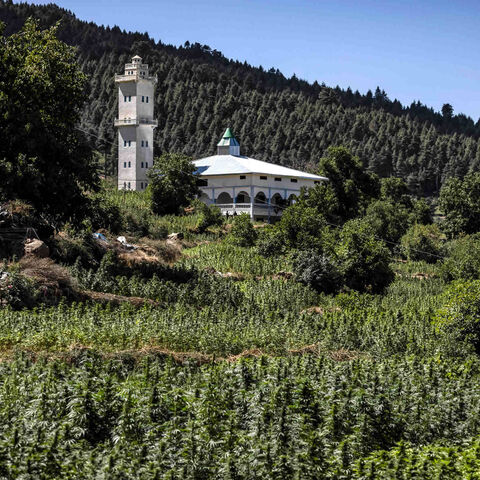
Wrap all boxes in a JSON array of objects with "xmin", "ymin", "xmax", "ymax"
[{"xmin": 20, "ymin": 0, "xmax": 480, "ymax": 120}]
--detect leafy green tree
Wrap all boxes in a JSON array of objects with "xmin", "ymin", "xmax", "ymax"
[
  {"xmin": 439, "ymin": 173, "xmax": 480, "ymax": 237},
  {"xmin": 148, "ymin": 152, "xmax": 199, "ymax": 215},
  {"xmin": 0, "ymin": 19, "xmax": 98, "ymax": 225},
  {"xmin": 195, "ymin": 201, "xmax": 223, "ymax": 233},
  {"xmin": 228, "ymin": 214, "xmax": 257, "ymax": 247},
  {"xmin": 318, "ymin": 147, "xmax": 380, "ymax": 221},
  {"xmin": 435, "ymin": 280, "xmax": 480, "ymax": 355},
  {"xmin": 400, "ymin": 224, "xmax": 443, "ymax": 263},
  {"xmin": 336, "ymin": 218, "xmax": 394, "ymax": 293},
  {"xmin": 380, "ymin": 177, "xmax": 409, "ymax": 204},
  {"xmin": 364, "ymin": 199, "xmax": 410, "ymax": 245},
  {"xmin": 440, "ymin": 233, "xmax": 480, "ymax": 281},
  {"xmin": 292, "ymin": 250, "xmax": 342, "ymax": 294}
]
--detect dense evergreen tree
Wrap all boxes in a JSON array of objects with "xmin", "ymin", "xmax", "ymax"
[{"xmin": 1, "ymin": 1, "xmax": 480, "ymax": 196}]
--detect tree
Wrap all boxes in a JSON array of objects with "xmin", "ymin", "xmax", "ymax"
[
  {"xmin": 442, "ymin": 103, "xmax": 454, "ymax": 120},
  {"xmin": 148, "ymin": 152, "xmax": 199, "ymax": 215},
  {"xmin": 228, "ymin": 214, "xmax": 257, "ymax": 247},
  {"xmin": 292, "ymin": 250, "xmax": 342, "ymax": 294},
  {"xmin": 318, "ymin": 147, "xmax": 380, "ymax": 221},
  {"xmin": 336, "ymin": 218, "xmax": 394, "ymax": 293},
  {"xmin": 438, "ymin": 172, "xmax": 480, "ymax": 237},
  {"xmin": 400, "ymin": 224, "xmax": 443, "ymax": 263},
  {"xmin": 0, "ymin": 19, "xmax": 98, "ymax": 225}
]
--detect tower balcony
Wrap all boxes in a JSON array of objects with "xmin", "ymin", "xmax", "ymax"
[
  {"xmin": 114, "ymin": 118, "xmax": 158, "ymax": 127},
  {"xmin": 114, "ymin": 73, "xmax": 157, "ymax": 83}
]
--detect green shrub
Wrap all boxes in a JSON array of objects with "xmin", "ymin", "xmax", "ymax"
[
  {"xmin": 434, "ymin": 280, "xmax": 480, "ymax": 354},
  {"xmin": 292, "ymin": 250, "xmax": 342, "ymax": 294},
  {"xmin": 336, "ymin": 218, "xmax": 394, "ymax": 293},
  {"xmin": 228, "ymin": 214, "xmax": 257, "ymax": 247},
  {"xmin": 400, "ymin": 223, "xmax": 443, "ymax": 263},
  {"xmin": 0, "ymin": 269, "xmax": 37, "ymax": 310},
  {"xmin": 195, "ymin": 202, "xmax": 223, "ymax": 233},
  {"xmin": 440, "ymin": 233, "xmax": 480, "ymax": 281}
]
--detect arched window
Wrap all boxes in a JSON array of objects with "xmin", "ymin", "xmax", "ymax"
[
  {"xmin": 216, "ymin": 192, "xmax": 233, "ymax": 204},
  {"xmin": 235, "ymin": 191, "xmax": 251, "ymax": 204},
  {"xmin": 254, "ymin": 191, "xmax": 267, "ymax": 205}
]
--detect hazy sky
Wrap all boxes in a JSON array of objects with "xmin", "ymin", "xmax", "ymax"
[{"xmin": 21, "ymin": 0, "xmax": 480, "ymax": 120}]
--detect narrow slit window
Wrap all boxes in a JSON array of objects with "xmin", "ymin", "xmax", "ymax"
[
  {"xmin": 128, "ymin": 161, "xmax": 131, "ymax": 168},
  {"xmin": 141, "ymin": 162, "xmax": 144, "ymax": 168},
  {"xmin": 145, "ymin": 162, "xmax": 148, "ymax": 168},
  {"xmin": 123, "ymin": 162, "xmax": 126, "ymax": 168},
  {"xmin": 124, "ymin": 140, "xmax": 127, "ymax": 147},
  {"xmin": 128, "ymin": 182, "xmax": 131, "ymax": 189},
  {"xmin": 142, "ymin": 96, "xmax": 145, "ymax": 102},
  {"xmin": 141, "ymin": 182, "xmax": 144, "ymax": 189},
  {"xmin": 145, "ymin": 141, "xmax": 148, "ymax": 147},
  {"xmin": 124, "ymin": 95, "xmax": 127, "ymax": 102},
  {"xmin": 141, "ymin": 140, "xmax": 144, "ymax": 147},
  {"xmin": 146, "ymin": 96, "xmax": 149, "ymax": 103}
]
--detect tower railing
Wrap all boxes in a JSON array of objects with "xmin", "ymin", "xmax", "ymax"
[
  {"xmin": 114, "ymin": 118, "xmax": 158, "ymax": 127},
  {"xmin": 114, "ymin": 73, "xmax": 157, "ymax": 83}
]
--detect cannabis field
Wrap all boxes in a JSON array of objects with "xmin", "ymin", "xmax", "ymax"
[{"xmin": 1, "ymin": 236, "xmax": 480, "ymax": 479}]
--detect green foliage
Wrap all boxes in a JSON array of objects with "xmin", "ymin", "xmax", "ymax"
[
  {"xmin": 0, "ymin": 269, "xmax": 37, "ymax": 310},
  {"xmin": 318, "ymin": 146, "xmax": 380, "ymax": 220},
  {"xmin": 439, "ymin": 172, "xmax": 480, "ymax": 237},
  {"xmin": 364, "ymin": 199, "xmax": 410, "ymax": 245},
  {"xmin": 434, "ymin": 280, "xmax": 480, "ymax": 354},
  {"xmin": 336, "ymin": 218, "xmax": 394, "ymax": 292},
  {"xmin": 148, "ymin": 153, "xmax": 199, "ymax": 216},
  {"xmin": 292, "ymin": 250, "xmax": 342, "ymax": 294},
  {"xmin": 440, "ymin": 233, "xmax": 480, "ymax": 281},
  {"xmin": 0, "ymin": 19, "xmax": 97, "ymax": 225},
  {"xmin": 228, "ymin": 214, "xmax": 257, "ymax": 247},
  {"xmin": 194, "ymin": 201, "xmax": 223, "ymax": 233},
  {"xmin": 273, "ymin": 202, "xmax": 332, "ymax": 252},
  {"xmin": 400, "ymin": 223, "xmax": 443, "ymax": 263}
]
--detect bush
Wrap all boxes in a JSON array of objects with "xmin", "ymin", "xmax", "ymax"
[
  {"xmin": 336, "ymin": 218, "xmax": 394, "ymax": 293},
  {"xmin": 0, "ymin": 268, "xmax": 37, "ymax": 310},
  {"xmin": 195, "ymin": 202, "xmax": 223, "ymax": 233},
  {"xmin": 228, "ymin": 214, "xmax": 257, "ymax": 247},
  {"xmin": 256, "ymin": 226, "xmax": 286, "ymax": 257},
  {"xmin": 400, "ymin": 224, "xmax": 443, "ymax": 263},
  {"xmin": 440, "ymin": 233, "xmax": 480, "ymax": 281},
  {"xmin": 434, "ymin": 280, "xmax": 480, "ymax": 354},
  {"xmin": 292, "ymin": 250, "xmax": 342, "ymax": 294}
]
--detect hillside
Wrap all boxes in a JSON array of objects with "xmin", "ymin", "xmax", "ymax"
[{"xmin": 1, "ymin": 0, "xmax": 480, "ymax": 195}]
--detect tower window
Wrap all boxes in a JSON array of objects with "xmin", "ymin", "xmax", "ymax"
[
  {"xmin": 128, "ymin": 182, "xmax": 131, "ymax": 189},
  {"xmin": 128, "ymin": 141, "xmax": 131, "ymax": 146},
  {"xmin": 145, "ymin": 162, "xmax": 148, "ymax": 168},
  {"xmin": 290, "ymin": 178, "xmax": 298, "ymax": 183},
  {"xmin": 123, "ymin": 162, "xmax": 126, "ymax": 168},
  {"xmin": 145, "ymin": 141, "xmax": 148, "ymax": 147},
  {"xmin": 141, "ymin": 140, "xmax": 144, "ymax": 147},
  {"xmin": 124, "ymin": 140, "xmax": 127, "ymax": 147},
  {"xmin": 146, "ymin": 96, "xmax": 149, "ymax": 103},
  {"xmin": 124, "ymin": 95, "xmax": 127, "ymax": 102},
  {"xmin": 275, "ymin": 177, "xmax": 282, "ymax": 182},
  {"xmin": 128, "ymin": 96, "xmax": 131, "ymax": 102},
  {"xmin": 142, "ymin": 96, "xmax": 145, "ymax": 102},
  {"xmin": 141, "ymin": 182, "xmax": 144, "ymax": 189},
  {"xmin": 141, "ymin": 162, "xmax": 144, "ymax": 168},
  {"xmin": 128, "ymin": 161, "xmax": 131, "ymax": 168}
]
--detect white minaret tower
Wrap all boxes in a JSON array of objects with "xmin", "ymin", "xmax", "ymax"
[{"xmin": 115, "ymin": 55, "xmax": 157, "ymax": 190}]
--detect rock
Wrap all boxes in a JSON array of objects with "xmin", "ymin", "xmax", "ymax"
[
  {"xmin": 167, "ymin": 232, "xmax": 184, "ymax": 241},
  {"xmin": 24, "ymin": 239, "xmax": 50, "ymax": 258}
]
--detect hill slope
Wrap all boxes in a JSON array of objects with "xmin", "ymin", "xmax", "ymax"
[{"xmin": 1, "ymin": 0, "xmax": 480, "ymax": 195}]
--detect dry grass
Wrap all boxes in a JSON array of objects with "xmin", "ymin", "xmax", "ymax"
[{"xmin": 17, "ymin": 257, "xmax": 74, "ymax": 290}]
